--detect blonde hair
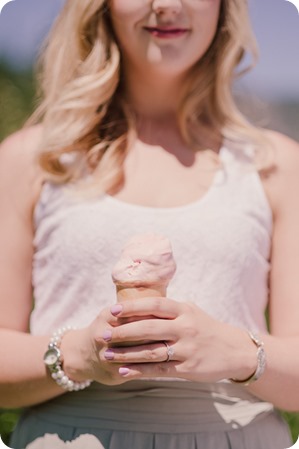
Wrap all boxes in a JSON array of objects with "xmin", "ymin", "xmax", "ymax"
[{"xmin": 26, "ymin": 0, "xmax": 270, "ymax": 192}]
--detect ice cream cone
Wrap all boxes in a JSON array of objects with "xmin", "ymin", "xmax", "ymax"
[{"xmin": 111, "ymin": 233, "xmax": 177, "ymax": 346}]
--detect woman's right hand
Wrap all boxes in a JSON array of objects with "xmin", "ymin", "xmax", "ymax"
[{"xmin": 60, "ymin": 305, "xmax": 128, "ymax": 386}]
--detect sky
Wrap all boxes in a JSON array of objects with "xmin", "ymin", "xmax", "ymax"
[{"xmin": 0, "ymin": 0, "xmax": 298, "ymax": 102}]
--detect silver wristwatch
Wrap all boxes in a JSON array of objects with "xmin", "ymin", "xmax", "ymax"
[{"xmin": 43, "ymin": 326, "xmax": 92, "ymax": 392}]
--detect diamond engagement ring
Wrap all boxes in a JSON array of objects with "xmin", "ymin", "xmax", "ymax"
[{"xmin": 163, "ymin": 341, "xmax": 175, "ymax": 362}]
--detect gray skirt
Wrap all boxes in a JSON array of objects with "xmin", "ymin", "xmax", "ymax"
[{"xmin": 10, "ymin": 380, "xmax": 292, "ymax": 449}]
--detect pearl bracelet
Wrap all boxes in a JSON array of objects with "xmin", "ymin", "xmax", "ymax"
[
  {"xmin": 43, "ymin": 325, "xmax": 92, "ymax": 392},
  {"xmin": 230, "ymin": 331, "xmax": 267, "ymax": 386}
]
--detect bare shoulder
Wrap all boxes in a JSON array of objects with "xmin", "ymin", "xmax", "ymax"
[
  {"xmin": 0, "ymin": 124, "xmax": 45, "ymax": 219},
  {"xmin": 264, "ymin": 129, "xmax": 299, "ymax": 168},
  {"xmin": 0, "ymin": 124, "xmax": 44, "ymax": 171},
  {"xmin": 261, "ymin": 129, "xmax": 299, "ymax": 217}
]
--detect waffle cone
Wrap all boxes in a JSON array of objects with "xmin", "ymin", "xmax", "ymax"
[{"xmin": 116, "ymin": 284, "xmax": 167, "ymax": 302}]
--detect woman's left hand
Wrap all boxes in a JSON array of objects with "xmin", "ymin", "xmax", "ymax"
[{"xmin": 101, "ymin": 298, "xmax": 257, "ymax": 383}]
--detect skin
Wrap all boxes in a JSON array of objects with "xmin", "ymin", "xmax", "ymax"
[{"xmin": 1, "ymin": 0, "xmax": 299, "ymax": 412}]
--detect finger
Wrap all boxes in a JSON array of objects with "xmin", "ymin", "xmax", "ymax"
[
  {"xmin": 117, "ymin": 361, "xmax": 180, "ymax": 380},
  {"xmin": 100, "ymin": 307, "xmax": 122, "ymax": 327},
  {"xmin": 102, "ymin": 342, "xmax": 178, "ymax": 364},
  {"xmin": 113, "ymin": 315, "xmax": 159, "ymax": 326},
  {"xmin": 102, "ymin": 319, "xmax": 176, "ymax": 344},
  {"xmin": 110, "ymin": 297, "xmax": 182, "ymax": 320},
  {"xmin": 92, "ymin": 312, "xmax": 118, "ymax": 345},
  {"xmin": 100, "ymin": 306, "xmax": 141, "ymax": 327}
]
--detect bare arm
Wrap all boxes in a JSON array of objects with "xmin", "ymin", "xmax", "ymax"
[
  {"xmin": 244, "ymin": 130, "xmax": 299, "ymax": 411},
  {"xmin": 0, "ymin": 126, "xmax": 68, "ymax": 407}
]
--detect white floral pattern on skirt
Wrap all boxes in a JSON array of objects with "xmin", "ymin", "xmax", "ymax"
[{"xmin": 26, "ymin": 434, "xmax": 105, "ymax": 449}]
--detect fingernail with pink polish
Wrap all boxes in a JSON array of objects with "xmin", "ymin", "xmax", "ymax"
[
  {"xmin": 119, "ymin": 367, "xmax": 130, "ymax": 376},
  {"xmin": 103, "ymin": 329, "xmax": 112, "ymax": 341},
  {"xmin": 111, "ymin": 304, "xmax": 123, "ymax": 316},
  {"xmin": 104, "ymin": 349, "xmax": 115, "ymax": 360}
]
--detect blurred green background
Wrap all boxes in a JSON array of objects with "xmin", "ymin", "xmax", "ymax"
[{"xmin": 0, "ymin": 60, "xmax": 298, "ymax": 446}]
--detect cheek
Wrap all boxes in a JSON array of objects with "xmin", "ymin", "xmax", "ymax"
[
  {"xmin": 109, "ymin": 0, "xmax": 148, "ymax": 44},
  {"xmin": 192, "ymin": 0, "xmax": 221, "ymax": 22},
  {"xmin": 192, "ymin": 3, "xmax": 221, "ymax": 45},
  {"xmin": 109, "ymin": 0, "xmax": 148, "ymax": 18}
]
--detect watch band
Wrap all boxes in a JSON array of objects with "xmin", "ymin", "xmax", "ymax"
[{"xmin": 230, "ymin": 331, "xmax": 267, "ymax": 386}]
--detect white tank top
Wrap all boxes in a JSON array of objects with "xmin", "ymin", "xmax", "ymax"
[
  {"xmin": 31, "ymin": 139, "xmax": 272, "ymax": 336},
  {"xmin": 31, "ymin": 140, "xmax": 276, "ymax": 426}
]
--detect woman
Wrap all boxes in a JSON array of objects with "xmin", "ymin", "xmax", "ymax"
[{"xmin": 0, "ymin": 0, "xmax": 298, "ymax": 448}]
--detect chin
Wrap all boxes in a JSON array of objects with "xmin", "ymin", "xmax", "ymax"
[{"xmin": 144, "ymin": 60, "xmax": 195, "ymax": 79}]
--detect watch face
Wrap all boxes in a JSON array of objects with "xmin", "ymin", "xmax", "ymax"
[{"xmin": 44, "ymin": 347, "xmax": 60, "ymax": 367}]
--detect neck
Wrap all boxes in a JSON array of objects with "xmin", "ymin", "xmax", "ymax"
[
  {"xmin": 119, "ymin": 63, "xmax": 222, "ymax": 154},
  {"xmin": 121, "ymin": 62, "xmax": 188, "ymax": 120}
]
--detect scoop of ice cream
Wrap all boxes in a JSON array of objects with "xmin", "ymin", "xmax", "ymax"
[{"xmin": 112, "ymin": 233, "xmax": 176, "ymax": 288}]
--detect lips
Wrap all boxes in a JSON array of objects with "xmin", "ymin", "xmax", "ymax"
[{"xmin": 144, "ymin": 26, "xmax": 190, "ymax": 39}]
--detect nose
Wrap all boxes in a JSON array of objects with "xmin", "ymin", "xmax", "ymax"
[{"xmin": 152, "ymin": 0, "xmax": 183, "ymax": 15}]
